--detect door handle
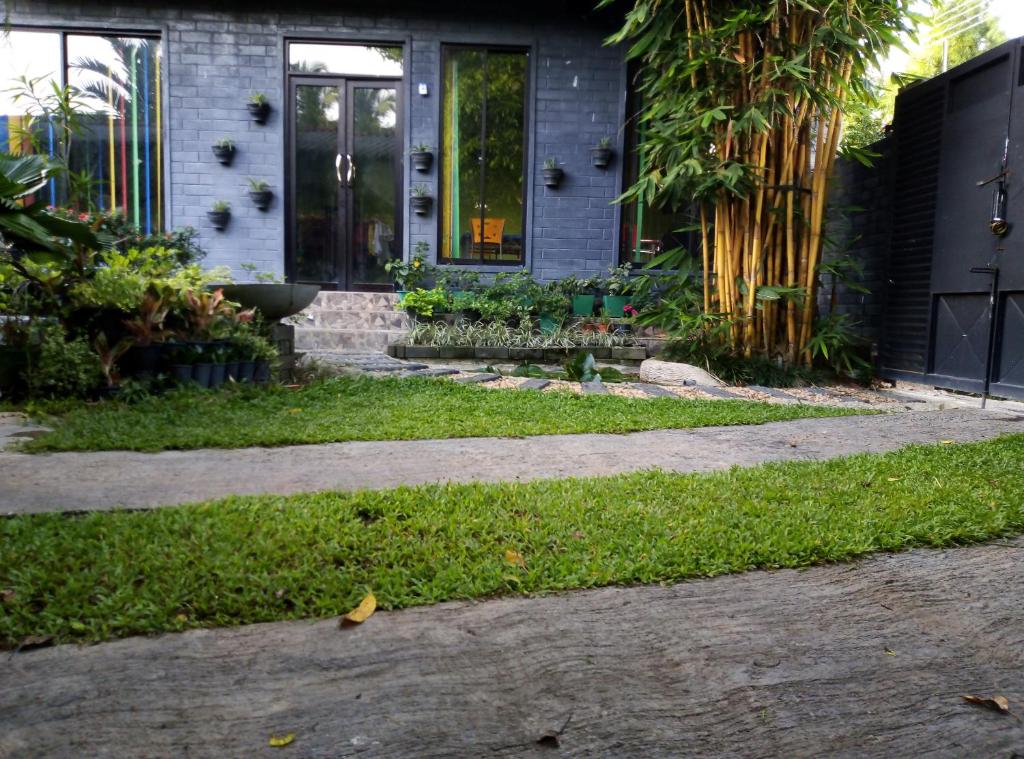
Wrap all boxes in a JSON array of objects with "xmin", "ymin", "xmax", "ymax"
[
  {"xmin": 335, "ymin": 154, "xmax": 343, "ymax": 184},
  {"xmin": 346, "ymin": 153, "xmax": 355, "ymax": 186}
]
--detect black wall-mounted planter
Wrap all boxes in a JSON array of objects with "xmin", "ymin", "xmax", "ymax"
[
  {"xmin": 212, "ymin": 144, "xmax": 236, "ymax": 166},
  {"xmin": 411, "ymin": 150, "xmax": 433, "ymax": 173},
  {"xmin": 591, "ymin": 147, "xmax": 613, "ymax": 169},
  {"xmin": 207, "ymin": 210, "xmax": 231, "ymax": 230},
  {"xmin": 411, "ymin": 195, "xmax": 433, "ymax": 216},
  {"xmin": 543, "ymin": 167, "xmax": 564, "ymax": 189},
  {"xmin": 247, "ymin": 101, "xmax": 271, "ymax": 124},
  {"xmin": 249, "ymin": 189, "xmax": 273, "ymax": 211}
]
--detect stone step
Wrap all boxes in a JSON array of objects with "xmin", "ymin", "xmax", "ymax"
[
  {"xmin": 311, "ymin": 291, "xmax": 400, "ymax": 309},
  {"xmin": 293, "ymin": 328, "xmax": 408, "ymax": 352},
  {"xmin": 297, "ymin": 309, "xmax": 410, "ymax": 331}
]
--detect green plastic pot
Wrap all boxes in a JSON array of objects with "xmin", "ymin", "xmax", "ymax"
[
  {"xmin": 539, "ymin": 315, "xmax": 560, "ymax": 333},
  {"xmin": 395, "ymin": 290, "xmax": 408, "ymax": 304},
  {"xmin": 572, "ymin": 294, "xmax": 595, "ymax": 316},
  {"xmin": 602, "ymin": 295, "xmax": 630, "ymax": 317}
]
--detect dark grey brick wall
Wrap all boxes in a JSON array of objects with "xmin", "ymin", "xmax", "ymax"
[
  {"xmin": 7, "ymin": 1, "xmax": 626, "ymax": 284},
  {"xmin": 821, "ymin": 138, "xmax": 893, "ymax": 352}
]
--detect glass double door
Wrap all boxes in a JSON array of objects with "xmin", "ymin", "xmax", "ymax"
[{"xmin": 289, "ymin": 77, "xmax": 402, "ymax": 290}]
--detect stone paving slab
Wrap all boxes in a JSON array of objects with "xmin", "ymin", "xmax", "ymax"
[
  {"xmin": 747, "ymin": 385, "xmax": 800, "ymax": 402},
  {"xmin": 693, "ymin": 384, "xmax": 743, "ymax": 399},
  {"xmin": 2, "ymin": 538, "xmax": 1021, "ymax": 757},
  {"xmin": 630, "ymin": 382, "xmax": 678, "ymax": 399},
  {"xmin": 2, "ymin": 410, "xmax": 1021, "ymax": 515},
  {"xmin": 454, "ymin": 372, "xmax": 500, "ymax": 384},
  {"xmin": 516, "ymin": 378, "xmax": 550, "ymax": 391},
  {"xmin": 581, "ymin": 380, "xmax": 607, "ymax": 395}
]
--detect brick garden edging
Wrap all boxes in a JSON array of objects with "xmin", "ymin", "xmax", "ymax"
[{"xmin": 388, "ymin": 344, "xmax": 648, "ymax": 365}]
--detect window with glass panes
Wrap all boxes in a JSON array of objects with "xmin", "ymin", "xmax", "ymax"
[{"xmin": 0, "ymin": 29, "xmax": 164, "ymax": 231}]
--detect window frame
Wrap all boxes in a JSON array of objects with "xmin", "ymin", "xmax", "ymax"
[
  {"xmin": 2, "ymin": 24, "xmax": 165, "ymax": 228},
  {"xmin": 437, "ymin": 43, "xmax": 531, "ymax": 267}
]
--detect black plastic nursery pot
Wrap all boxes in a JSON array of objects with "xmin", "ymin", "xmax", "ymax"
[
  {"xmin": 123, "ymin": 344, "xmax": 166, "ymax": 378},
  {"xmin": 410, "ymin": 195, "xmax": 433, "ymax": 216},
  {"xmin": 191, "ymin": 363, "xmax": 213, "ymax": 388},
  {"xmin": 249, "ymin": 189, "xmax": 273, "ymax": 210},
  {"xmin": 224, "ymin": 361, "xmax": 240, "ymax": 382},
  {"xmin": 238, "ymin": 360, "xmax": 256, "ymax": 383},
  {"xmin": 411, "ymin": 150, "xmax": 433, "ymax": 173},
  {"xmin": 171, "ymin": 364, "xmax": 193, "ymax": 385},
  {"xmin": 542, "ymin": 167, "xmax": 564, "ymax": 188},
  {"xmin": 591, "ymin": 147, "xmax": 613, "ymax": 169},
  {"xmin": 212, "ymin": 145, "xmax": 235, "ymax": 166},
  {"xmin": 254, "ymin": 360, "xmax": 271, "ymax": 384},
  {"xmin": 209, "ymin": 363, "xmax": 226, "ymax": 388},
  {"xmin": 247, "ymin": 101, "xmax": 271, "ymax": 124},
  {"xmin": 207, "ymin": 210, "xmax": 231, "ymax": 231}
]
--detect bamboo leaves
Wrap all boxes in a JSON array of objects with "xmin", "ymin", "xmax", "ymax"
[{"xmin": 610, "ymin": 0, "xmax": 913, "ymax": 363}]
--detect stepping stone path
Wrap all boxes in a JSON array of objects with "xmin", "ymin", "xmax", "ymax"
[
  {"xmin": 403, "ymin": 367, "xmax": 460, "ymax": 378},
  {"xmin": 747, "ymin": 385, "xmax": 800, "ymax": 403},
  {"xmin": 517, "ymin": 378, "xmax": 551, "ymax": 391},
  {"xmin": 306, "ymin": 350, "xmax": 424, "ymax": 373},
  {"xmin": 630, "ymin": 382, "xmax": 679, "ymax": 399},
  {"xmin": 455, "ymin": 373, "xmax": 501, "ymax": 384},
  {"xmin": 693, "ymin": 385, "xmax": 742, "ymax": 399},
  {"xmin": 582, "ymin": 380, "xmax": 608, "ymax": 395}
]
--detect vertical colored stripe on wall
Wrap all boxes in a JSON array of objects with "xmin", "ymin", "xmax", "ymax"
[
  {"xmin": 0, "ymin": 116, "xmax": 8, "ymax": 154},
  {"xmin": 97, "ymin": 126, "xmax": 105, "ymax": 211},
  {"xmin": 155, "ymin": 49, "xmax": 162, "ymax": 231},
  {"xmin": 450, "ymin": 60, "xmax": 460, "ymax": 259},
  {"xmin": 108, "ymin": 68, "xmax": 117, "ymax": 212},
  {"xmin": 47, "ymin": 121, "xmax": 56, "ymax": 205},
  {"xmin": 119, "ymin": 98, "xmax": 127, "ymax": 215},
  {"xmin": 130, "ymin": 46, "xmax": 140, "ymax": 227},
  {"xmin": 143, "ymin": 49, "xmax": 152, "ymax": 234}
]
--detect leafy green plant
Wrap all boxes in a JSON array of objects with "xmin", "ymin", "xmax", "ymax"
[
  {"xmin": 213, "ymin": 138, "xmax": 234, "ymax": 150},
  {"xmin": 543, "ymin": 157, "xmax": 559, "ymax": 170},
  {"xmin": 239, "ymin": 262, "xmax": 282, "ymax": 284},
  {"xmin": 804, "ymin": 313, "xmax": 872, "ymax": 381},
  {"xmin": 411, "ymin": 183, "xmax": 431, "ymax": 197},
  {"xmin": 564, "ymin": 351, "xmax": 601, "ymax": 382},
  {"xmin": 25, "ymin": 325, "xmax": 102, "ymax": 398},
  {"xmin": 246, "ymin": 178, "xmax": 270, "ymax": 192},
  {"xmin": 603, "ymin": 263, "xmax": 633, "ymax": 295},
  {"xmin": 210, "ymin": 200, "xmax": 230, "ymax": 213},
  {"xmin": 401, "ymin": 288, "xmax": 450, "ymax": 319},
  {"xmin": 248, "ymin": 92, "xmax": 268, "ymax": 105},
  {"xmin": 385, "ymin": 251, "xmax": 428, "ymax": 291},
  {"xmin": 411, "ymin": 143, "xmax": 432, "ymax": 153}
]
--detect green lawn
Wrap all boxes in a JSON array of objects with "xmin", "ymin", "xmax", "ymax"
[
  {"xmin": 3, "ymin": 435, "xmax": 1022, "ymax": 647},
  {"xmin": 23, "ymin": 375, "xmax": 860, "ymax": 453}
]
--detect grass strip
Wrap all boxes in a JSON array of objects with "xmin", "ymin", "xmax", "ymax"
[
  {"xmin": 2, "ymin": 435, "xmax": 1023, "ymax": 647},
  {"xmin": 22, "ymin": 375, "xmax": 859, "ymax": 453}
]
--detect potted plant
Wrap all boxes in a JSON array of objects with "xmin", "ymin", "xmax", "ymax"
[
  {"xmin": 542, "ymin": 157, "xmax": 564, "ymax": 189},
  {"xmin": 385, "ymin": 247, "xmax": 429, "ymax": 299},
  {"xmin": 247, "ymin": 178, "xmax": 273, "ymax": 210},
  {"xmin": 410, "ymin": 184, "xmax": 433, "ymax": 216},
  {"xmin": 207, "ymin": 200, "xmax": 231, "ymax": 231},
  {"xmin": 601, "ymin": 262, "xmax": 632, "ymax": 316},
  {"xmin": 212, "ymin": 138, "xmax": 236, "ymax": 166},
  {"xmin": 92, "ymin": 332, "xmax": 131, "ymax": 398},
  {"xmin": 168, "ymin": 342, "xmax": 200, "ymax": 386},
  {"xmin": 410, "ymin": 143, "xmax": 433, "ymax": 173},
  {"xmin": 401, "ymin": 287, "xmax": 450, "ymax": 321},
  {"xmin": 560, "ymin": 275, "xmax": 599, "ymax": 317},
  {"xmin": 591, "ymin": 136, "xmax": 614, "ymax": 169},
  {"xmin": 247, "ymin": 92, "xmax": 271, "ymax": 124},
  {"xmin": 121, "ymin": 286, "xmax": 173, "ymax": 378}
]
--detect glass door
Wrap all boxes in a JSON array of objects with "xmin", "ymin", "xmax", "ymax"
[
  {"xmin": 346, "ymin": 80, "xmax": 401, "ymax": 290},
  {"xmin": 288, "ymin": 77, "xmax": 402, "ymax": 290}
]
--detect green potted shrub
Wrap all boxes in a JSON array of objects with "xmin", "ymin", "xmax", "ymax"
[
  {"xmin": 212, "ymin": 138, "xmax": 236, "ymax": 166},
  {"xmin": 247, "ymin": 178, "xmax": 273, "ymax": 210},
  {"xmin": 247, "ymin": 92, "xmax": 271, "ymax": 124},
  {"xmin": 410, "ymin": 184, "xmax": 433, "ymax": 216},
  {"xmin": 385, "ymin": 245, "xmax": 429, "ymax": 300},
  {"xmin": 591, "ymin": 136, "xmax": 614, "ymax": 169},
  {"xmin": 542, "ymin": 157, "xmax": 564, "ymax": 189},
  {"xmin": 531, "ymin": 282, "xmax": 570, "ymax": 333},
  {"xmin": 207, "ymin": 200, "xmax": 231, "ymax": 231},
  {"xmin": 121, "ymin": 286, "xmax": 173, "ymax": 379},
  {"xmin": 410, "ymin": 143, "xmax": 433, "ymax": 173},
  {"xmin": 561, "ymin": 275, "xmax": 599, "ymax": 317},
  {"xmin": 401, "ymin": 287, "xmax": 450, "ymax": 321},
  {"xmin": 602, "ymin": 263, "xmax": 633, "ymax": 316}
]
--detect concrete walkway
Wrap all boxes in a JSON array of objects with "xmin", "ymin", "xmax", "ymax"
[
  {"xmin": 2, "ymin": 409, "xmax": 1022, "ymax": 514},
  {"xmin": 2, "ymin": 538, "xmax": 1022, "ymax": 757}
]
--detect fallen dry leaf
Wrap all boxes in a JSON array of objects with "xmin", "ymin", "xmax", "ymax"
[
  {"xmin": 962, "ymin": 694, "xmax": 1011, "ymax": 714},
  {"xmin": 18, "ymin": 634, "xmax": 54, "ymax": 651},
  {"xmin": 505, "ymin": 549, "xmax": 526, "ymax": 569},
  {"xmin": 884, "ymin": 647, "xmax": 896, "ymax": 656},
  {"xmin": 340, "ymin": 593, "xmax": 377, "ymax": 627},
  {"xmin": 940, "ymin": 440, "xmax": 955, "ymax": 445},
  {"xmin": 1, "ymin": 589, "xmax": 15, "ymax": 605},
  {"xmin": 268, "ymin": 732, "xmax": 296, "ymax": 747}
]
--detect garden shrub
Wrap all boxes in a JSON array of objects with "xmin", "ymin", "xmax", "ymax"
[{"xmin": 26, "ymin": 325, "xmax": 102, "ymax": 398}]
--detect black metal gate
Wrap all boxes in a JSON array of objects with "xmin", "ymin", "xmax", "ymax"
[{"xmin": 881, "ymin": 39, "xmax": 1024, "ymax": 401}]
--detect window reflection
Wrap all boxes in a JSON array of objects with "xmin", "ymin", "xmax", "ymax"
[
  {"xmin": 441, "ymin": 47, "xmax": 528, "ymax": 265},
  {"xmin": 289, "ymin": 44, "xmax": 403, "ymax": 76}
]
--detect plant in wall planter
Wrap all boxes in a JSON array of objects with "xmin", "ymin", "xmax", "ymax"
[
  {"xmin": 247, "ymin": 92, "xmax": 271, "ymax": 124},
  {"xmin": 247, "ymin": 178, "xmax": 274, "ymax": 210},
  {"xmin": 212, "ymin": 137, "xmax": 236, "ymax": 166},
  {"xmin": 542, "ymin": 157, "xmax": 564, "ymax": 189},
  {"xmin": 410, "ymin": 184, "xmax": 433, "ymax": 216},
  {"xmin": 410, "ymin": 143, "xmax": 434, "ymax": 173},
  {"xmin": 207, "ymin": 200, "xmax": 231, "ymax": 231},
  {"xmin": 591, "ymin": 136, "xmax": 614, "ymax": 169}
]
